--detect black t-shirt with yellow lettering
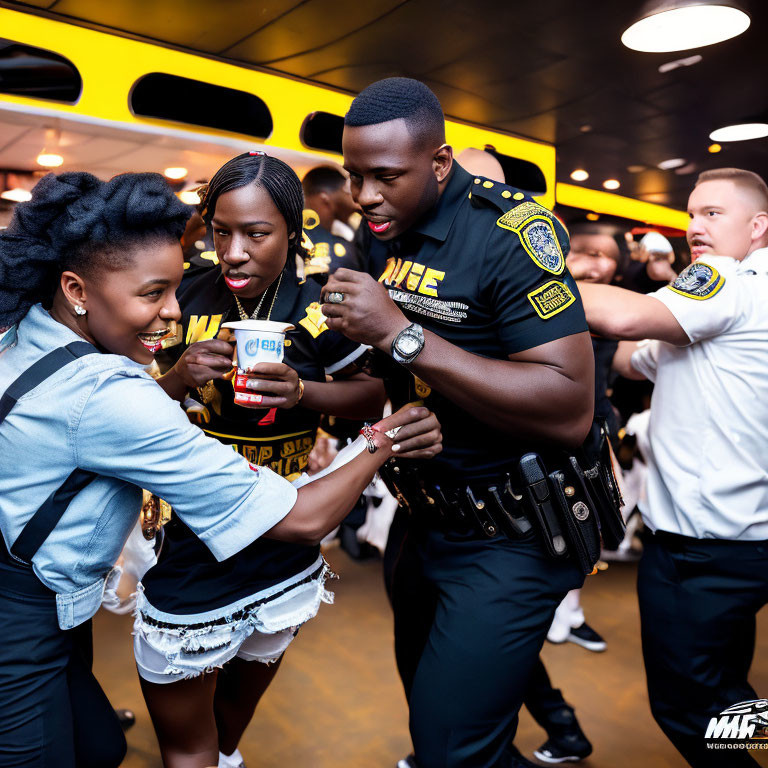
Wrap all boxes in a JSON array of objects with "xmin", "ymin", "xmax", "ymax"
[
  {"xmin": 141, "ymin": 262, "xmax": 366, "ymax": 613},
  {"xmin": 370, "ymin": 162, "xmax": 589, "ymax": 482}
]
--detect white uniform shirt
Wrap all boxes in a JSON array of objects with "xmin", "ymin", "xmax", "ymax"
[{"xmin": 631, "ymin": 248, "xmax": 768, "ymax": 540}]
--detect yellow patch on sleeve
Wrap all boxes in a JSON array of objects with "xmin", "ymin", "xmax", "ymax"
[
  {"xmin": 298, "ymin": 302, "xmax": 329, "ymax": 338},
  {"xmin": 527, "ymin": 281, "xmax": 576, "ymax": 320}
]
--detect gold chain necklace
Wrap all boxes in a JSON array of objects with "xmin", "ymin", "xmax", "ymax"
[{"xmin": 234, "ymin": 271, "xmax": 283, "ymax": 321}]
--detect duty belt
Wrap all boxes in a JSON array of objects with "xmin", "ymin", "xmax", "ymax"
[{"xmin": 379, "ymin": 440, "xmax": 625, "ymax": 577}]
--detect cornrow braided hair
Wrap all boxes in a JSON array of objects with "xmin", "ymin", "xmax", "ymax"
[
  {"xmin": 0, "ymin": 172, "xmax": 191, "ymax": 328},
  {"xmin": 198, "ymin": 152, "xmax": 309, "ymax": 263}
]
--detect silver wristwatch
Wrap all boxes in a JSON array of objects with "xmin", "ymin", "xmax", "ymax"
[{"xmin": 391, "ymin": 323, "xmax": 425, "ymax": 365}]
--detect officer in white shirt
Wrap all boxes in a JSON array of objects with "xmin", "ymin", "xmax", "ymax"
[{"xmin": 578, "ymin": 167, "xmax": 768, "ymax": 768}]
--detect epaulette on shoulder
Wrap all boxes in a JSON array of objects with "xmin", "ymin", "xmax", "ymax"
[
  {"xmin": 469, "ymin": 179, "xmax": 565, "ymax": 275},
  {"xmin": 468, "ymin": 176, "xmax": 531, "ymax": 212}
]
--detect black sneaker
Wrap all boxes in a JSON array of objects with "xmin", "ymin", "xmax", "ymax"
[
  {"xmin": 567, "ymin": 622, "xmax": 607, "ymax": 652},
  {"xmin": 534, "ymin": 734, "xmax": 593, "ymax": 763},
  {"xmin": 396, "ymin": 755, "xmax": 418, "ymax": 768}
]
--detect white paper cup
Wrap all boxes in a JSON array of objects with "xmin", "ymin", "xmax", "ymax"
[{"xmin": 221, "ymin": 320, "xmax": 295, "ymax": 368}]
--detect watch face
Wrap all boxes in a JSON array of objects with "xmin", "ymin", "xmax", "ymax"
[{"xmin": 398, "ymin": 333, "xmax": 420, "ymax": 355}]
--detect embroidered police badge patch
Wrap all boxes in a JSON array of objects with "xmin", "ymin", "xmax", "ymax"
[
  {"xmin": 497, "ymin": 205, "xmax": 564, "ymax": 275},
  {"xmin": 527, "ymin": 280, "xmax": 576, "ymax": 319},
  {"xmin": 667, "ymin": 261, "xmax": 725, "ymax": 300}
]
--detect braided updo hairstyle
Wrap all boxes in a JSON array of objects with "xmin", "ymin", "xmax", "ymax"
[
  {"xmin": 0, "ymin": 172, "xmax": 191, "ymax": 328},
  {"xmin": 198, "ymin": 152, "xmax": 308, "ymax": 263}
]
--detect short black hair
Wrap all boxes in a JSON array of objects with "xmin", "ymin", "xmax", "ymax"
[
  {"xmin": 302, "ymin": 166, "xmax": 346, "ymax": 197},
  {"xmin": 198, "ymin": 152, "xmax": 307, "ymax": 263},
  {"xmin": 0, "ymin": 172, "xmax": 190, "ymax": 328},
  {"xmin": 344, "ymin": 77, "xmax": 445, "ymax": 146}
]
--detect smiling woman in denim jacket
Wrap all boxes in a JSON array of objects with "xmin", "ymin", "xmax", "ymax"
[{"xmin": 0, "ymin": 171, "xmax": 441, "ymax": 768}]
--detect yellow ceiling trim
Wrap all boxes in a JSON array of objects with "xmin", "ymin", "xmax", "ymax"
[
  {"xmin": 556, "ymin": 183, "xmax": 688, "ymax": 230},
  {"xmin": 0, "ymin": 7, "xmax": 556, "ymax": 206}
]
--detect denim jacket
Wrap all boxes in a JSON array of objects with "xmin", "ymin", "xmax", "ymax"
[{"xmin": 0, "ymin": 305, "xmax": 297, "ymax": 630}]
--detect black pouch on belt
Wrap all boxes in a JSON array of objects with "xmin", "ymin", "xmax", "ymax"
[
  {"xmin": 550, "ymin": 465, "xmax": 601, "ymax": 575},
  {"xmin": 581, "ymin": 429, "xmax": 626, "ymax": 551}
]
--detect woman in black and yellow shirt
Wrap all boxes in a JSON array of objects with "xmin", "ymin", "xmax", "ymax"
[{"xmin": 137, "ymin": 153, "xmax": 435, "ymax": 768}]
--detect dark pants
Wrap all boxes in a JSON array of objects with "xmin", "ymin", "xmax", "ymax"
[
  {"xmin": 0, "ymin": 558, "xmax": 126, "ymax": 768},
  {"xmin": 384, "ymin": 509, "xmax": 583, "ymax": 768},
  {"xmin": 638, "ymin": 531, "xmax": 768, "ymax": 767}
]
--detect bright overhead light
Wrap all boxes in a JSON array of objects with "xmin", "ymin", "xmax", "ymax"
[
  {"xmin": 570, "ymin": 169, "xmax": 589, "ymax": 182},
  {"xmin": 709, "ymin": 123, "xmax": 768, "ymax": 142},
  {"xmin": 1, "ymin": 188, "xmax": 32, "ymax": 202},
  {"xmin": 603, "ymin": 179, "xmax": 621, "ymax": 190},
  {"xmin": 36, "ymin": 152, "xmax": 63, "ymax": 168},
  {"xmin": 179, "ymin": 189, "xmax": 201, "ymax": 205},
  {"xmin": 621, "ymin": 4, "xmax": 750, "ymax": 53},
  {"xmin": 708, "ymin": 143, "xmax": 722, "ymax": 153},
  {"xmin": 658, "ymin": 158, "xmax": 687, "ymax": 170},
  {"xmin": 164, "ymin": 167, "xmax": 188, "ymax": 180},
  {"xmin": 586, "ymin": 212, "xmax": 600, "ymax": 221}
]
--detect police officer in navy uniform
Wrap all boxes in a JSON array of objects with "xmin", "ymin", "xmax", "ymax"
[
  {"xmin": 321, "ymin": 78, "xmax": 600, "ymax": 768},
  {"xmin": 301, "ymin": 166, "xmax": 362, "ymax": 280},
  {"xmin": 580, "ymin": 167, "xmax": 768, "ymax": 767}
]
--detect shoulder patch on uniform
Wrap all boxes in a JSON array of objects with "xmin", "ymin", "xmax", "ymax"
[
  {"xmin": 527, "ymin": 280, "xmax": 576, "ymax": 320},
  {"xmin": 666, "ymin": 261, "xmax": 725, "ymax": 300},
  {"xmin": 302, "ymin": 208, "xmax": 320, "ymax": 230},
  {"xmin": 497, "ymin": 202, "xmax": 564, "ymax": 275}
]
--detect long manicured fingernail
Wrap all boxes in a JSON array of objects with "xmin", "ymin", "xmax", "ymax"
[
  {"xmin": 392, "ymin": 444, "xmax": 401, "ymax": 452},
  {"xmin": 245, "ymin": 379, "xmax": 262, "ymax": 391}
]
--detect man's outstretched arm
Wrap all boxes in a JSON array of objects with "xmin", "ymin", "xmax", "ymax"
[{"xmin": 577, "ymin": 282, "xmax": 689, "ymax": 345}]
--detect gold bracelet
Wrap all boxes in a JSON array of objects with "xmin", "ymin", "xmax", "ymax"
[{"xmin": 297, "ymin": 378, "xmax": 305, "ymax": 403}]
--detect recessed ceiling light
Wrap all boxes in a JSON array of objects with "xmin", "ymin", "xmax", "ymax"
[
  {"xmin": 1, "ymin": 187, "xmax": 32, "ymax": 202},
  {"xmin": 658, "ymin": 158, "xmax": 687, "ymax": 170},
  {"xmin": 579, "ymin": 124, "xmax": 592, "ymax": 133},
  {"xmin": 621, "ymin": 4, "xmax": 750, "ymax": 53},
  {"xmin": 164, "ymin": 167, "xmax": 188, "ymax": 180},
  {"xmin": 179, "ymin": 189, "xmax": 201, "ymax": 205},
  {"xmin": 709, "ymin": 123, "xmax": 768, "ymax": 142},
  {"xmin": 627, "ymin": 164, "xmax": 647, "ymax": 173},
  {"xmin": 36, "ymin": 153, "xmax": 63, "ymax": 168},
  {"xmin": 708, "ymin": 143, "xmax": 722, "ymax": 153},
  {"xmin": 603, "ymin": 179, "xmax": 621, "ymax": 190},
  {"xmin": 586, "ymin": 212, "xmax": 600, "ymax": 221},
  {"xmin": 570, "ymin": 169, "xmax": 589, "ymax": 182}
]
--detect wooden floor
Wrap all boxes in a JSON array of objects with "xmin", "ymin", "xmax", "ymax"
[{"xmin": 94, "ymin": 546, "xmax": 768, "ymax": 768}]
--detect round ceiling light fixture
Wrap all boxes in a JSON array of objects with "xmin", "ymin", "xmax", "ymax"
[
  {"xmin": 36, "ymin": 152, "xmax": 64, "ymax": 168},
  {"xmin": 1, "ymin": 187, "xmax": 32, "ymax": 202},
  {"xmin": 708, "ymin": 143, "xmax": 722, "ymax": 153},
  {"xmin": 709, "ymin": 123, "xmax": 768, "ymax": 142},
  {"xmin": 179, "ymin": 189, "xmax": 201, "ymax": 205},
  {"xmin": 657, "ymin": 157, "xmax": 687, "ymax": 170},
  {"xmin": 603, "ymin": 179, "xmax": 621, "ymax": 190},
  {"xmin": 164, "ymin": 167, "xmax": 188, "ymax": 180},
  {"xmin": 621, "ymin": 2, "xmax": 750, "ymax": 53},
  {"xmin": 570, "ymin": 169, "xmax": 589, "ymax": 181}
]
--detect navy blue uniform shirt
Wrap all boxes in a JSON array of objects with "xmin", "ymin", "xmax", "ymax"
[{"xmin": 370, "ymin": 162, "xmax": 588, "ymax": 481}]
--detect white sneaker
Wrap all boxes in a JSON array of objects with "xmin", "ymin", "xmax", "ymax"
[{"xmin": 219, "ymin": 748, "xmax": 246, "ymax": 768}]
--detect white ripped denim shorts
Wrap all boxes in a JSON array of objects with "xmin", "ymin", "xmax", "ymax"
[{"xmin": 133, "ymin": 554, "xmax": 334, "ymax": 684}]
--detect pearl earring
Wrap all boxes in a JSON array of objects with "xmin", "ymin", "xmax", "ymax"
[{"xmin": 74, "ymin": 304, "xmax": 87, "ymax": 316}]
